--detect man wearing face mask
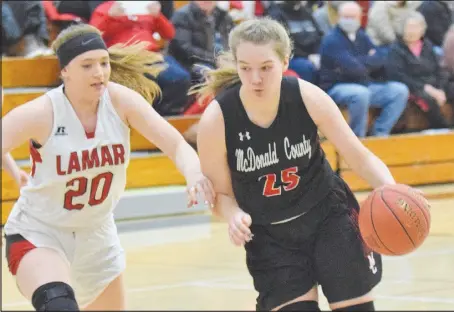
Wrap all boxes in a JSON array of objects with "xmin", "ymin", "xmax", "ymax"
[
  {"xmin": 319, "ymin": 1, "xmax": 409, "ymax": 138},
  {"xmin": 267, "ymin": 1, "xmax": 323, "ymax": 83},
  {"xmin": 313, "ymin": 1, "xmax": 348, "ymax": 35}
]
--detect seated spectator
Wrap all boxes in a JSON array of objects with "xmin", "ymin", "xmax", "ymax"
[
  {"xmin": 90, "ymin": 1, "xmax": 192, "ymax": 115},
  {"xmin": 319, "ymin": 1, "xmax": 409, "ymax": 137},
  {"xmin": 443, "ymin": 25, "xmax": 454, "ymax": 110},
  {"xmin": 366, "ymin": 0, "xmax": 421, "ymax": 53},
  {"xmin": 159, "ymin": 1, "xmax": 175, "ymax": 19},
  {"xmin": 2, "ymin": 1, "xmax": 52, "ymax": 57},
  {"xmin": 267, "ymin": 1, "xmax": 323, "ymax": 83},
  {"xmin": 2, "ymin": 2, "xmax": 22, "ymax": 56},
  {"xmin": 417, "ymin": 0, "xmax": 452, "ymax": 56},
  {"xmin": 91, "ymin": 1, "xmax": 175, "ymax": 53},
  {"xmin": 168, "ymin": 1, "xmax": 234, "ymax": 76},
  {"xmin": 53, "ymin": 1, "xmax": 105, "ymax": 22},
  {"xmin": 229, "ymin": 0, "xmax": 265, "ymax": 21},
  {"xmin": 388, "ymin": 12, "xmax": 452, "ymax": 129},
  {"xmin": 312, "ymin": 1, "xmax": 348, "ymax": 35}
]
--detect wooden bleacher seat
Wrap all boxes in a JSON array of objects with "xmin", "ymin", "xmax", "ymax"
[
  {"xmin": 339, "ymin": 132, "xmax": 454, "ymax": 191},
  {"xmin": 2, "ymin": 56, "xmax": 61, "ymax": 88}
]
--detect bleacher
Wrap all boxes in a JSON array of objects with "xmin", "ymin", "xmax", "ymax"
[{"xmin": 2, "ymin": 1, "xmax": 454, "ymax": 227}]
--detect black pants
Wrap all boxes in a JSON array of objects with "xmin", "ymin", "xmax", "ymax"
[
  {"xmin": 410, "ymin": 92, "xmax": 450, "ymax": 129},
  {"xmin": 245, "ymin": 176, "xmax": 382, "ymax": 310}
]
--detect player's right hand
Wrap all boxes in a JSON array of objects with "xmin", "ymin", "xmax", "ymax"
[{"xmin": 228, "ymin": 211, "xmax": 253, "ymax": 247}]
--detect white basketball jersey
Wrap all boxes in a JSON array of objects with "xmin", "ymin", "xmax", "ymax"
[{"xmin": 11, "ymin": 85, "xmax": 131, "ymax": 229}]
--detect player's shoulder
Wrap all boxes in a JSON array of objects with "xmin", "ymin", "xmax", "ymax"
[
  {"xmin": 106, "ymin": 81, "xmax": 149, "ymax": 108},
  {"xmin": 215, "ymin": 81, "xmax": 241, "ymax": 104},
  {"xmin": 201, "ymin": 99, "xmax": 224, "ymax": 123},
  {"xmin": 105, "ymin": 81, "xmax": 138, "ymax": 114},
  {"xmin": 106, "ymin": 81, "xmax": 134, "ymax": 102},
  {"xmin": 198, "ymin": 99, "xmax": 225, "ymax": 139},
  {"xmin": 297, "ymin": 78, "xmax": 328, "ymax": 103}
]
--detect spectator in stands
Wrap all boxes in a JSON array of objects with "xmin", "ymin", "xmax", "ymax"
[
  {"xmin": 159, "ymin": 1, "xmax": 174, "ymax": 19},
  {"xmin": 417, "ymin": 0, "xmax": 452, "ymax": 55},
  {"xmin": 366, "ymin": 1, "xmax": 421, "ymax": 53},
  {"xmin": 229, "ymin": 0, "xmax": 267, "ymax": 21},
  {"xmin": 53, "ymin": 0, "xmax": 105, "ymax": 22},
  {"xmin": 266, "ymin": 1, "xmax": 323, "ymax": 83},
  {"xmin": 388, "ymin": 11, "xmax": 452, "ymax": 129},
  {"xmin": 443, "ymin": 25, "xmax": 454, "ymax": 108},
  {"xmin": 91, "ymin": 1, "xmax": 174, "ymax": 53},
  {"xmin": 90, "ymin": 1, "xmax": 192, "ymax": 115},
  {"xmin": 1, "ymin": 1, "xmax": 52, "ymax": 57},
  {"xmin": 319, "ymin": 1, "xmax": 408, "ymax": 137},
  {"xmin": 2, "ymin": 2, "xmax": 22, "ymax": 56},
  {"xmin": 168, "ymin": 1, "xmax": 234, "ymax": 75},
  {"xmin": 313, "ymin": 1, "xmax": 348, "ymax": 35}
]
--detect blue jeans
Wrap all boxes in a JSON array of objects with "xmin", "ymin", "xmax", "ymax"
[
  {"xmin": 159, "ymin": 55, "xmax": 191, "ymax": 83},
  {"xmin": 433, "ymin": 45, "xmax": 444, "ymax": 58},
  {"xmin": 1, "ymin": 2, "xmax": 21, "ymax": 48},
  {"xmin": 154, "ymin": 55, "xmax": 191, "ymax": 115},
  {"xmin": 289, "ymin": 57, "xmax": 318, "ymax": 84},
  {"xmin": 328, "ymin": 82, "xmax": 409, "ymax": 137}
]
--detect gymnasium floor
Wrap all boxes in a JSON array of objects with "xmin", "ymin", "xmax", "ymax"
[{"xmin": 2, "ymin": 184, "xmax": 454, "ymax": 311}]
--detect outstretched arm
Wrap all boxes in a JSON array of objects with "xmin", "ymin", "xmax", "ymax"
[
  {"xmin": 299, "ymin": 79, "xmax": 396, "ymax": 188},
  {"xmin": 112, "ymin": 83, "xmax": 216, "ymax": 207}
]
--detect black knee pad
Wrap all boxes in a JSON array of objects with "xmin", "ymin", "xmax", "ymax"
[
  {"xmin": 31, "ymin": 281, "xmax": 79, "ymax": 311},
  {"xmin": 278, "ymin": 300, "xmax": 320, "ymax": 311},
  {"xmin": 333, "ymin": 301, "xmax": 375, "ymax": 311}
]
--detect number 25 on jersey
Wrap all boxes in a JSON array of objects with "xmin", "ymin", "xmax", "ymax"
[{"xmin": 259, "ymin": 166, "xmax": 300, "ymax": 197}]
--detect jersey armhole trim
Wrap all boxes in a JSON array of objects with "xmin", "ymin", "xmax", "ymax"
[
  {"xmin": 103, "ymin": 89, "xmax": 131, "ymax": 134},
  {"xmin": 31, "ymin": 93, "xmax": 59, "ymax": 150}
]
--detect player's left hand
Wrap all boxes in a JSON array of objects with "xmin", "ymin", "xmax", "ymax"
[
  {"xmin": 15, "ymin": 169, "xmax": 29, "ymax": 189},
  {"xmin": 186, "ymin": 173, "xmax": 216, "ymax": 208}
]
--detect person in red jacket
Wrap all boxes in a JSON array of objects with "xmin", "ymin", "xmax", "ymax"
[
  {"xmin": 90, "ymin": 1, "xmax": 174, "ymax": 52},
  {"xmin": 90, "ymin": 1, "xmax": 192, "ymax": 116}
]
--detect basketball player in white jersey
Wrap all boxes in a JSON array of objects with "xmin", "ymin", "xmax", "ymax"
[{"xmin": 2, "ymin": 24, "xmax": 215, "ymax": 311}]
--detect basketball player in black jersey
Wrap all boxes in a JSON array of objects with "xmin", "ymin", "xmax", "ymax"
[{"xmin": 195, "ymin": 18, "xmax": 397, "ymax": 311}]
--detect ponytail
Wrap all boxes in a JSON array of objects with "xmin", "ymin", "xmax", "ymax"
[
  {"xmin": 108, "ymin": 41, "xmax": 166, "ymax": 105},
  {"xmin": 189, "ymin": 51, "xmax": 241, "ymax": 103}
]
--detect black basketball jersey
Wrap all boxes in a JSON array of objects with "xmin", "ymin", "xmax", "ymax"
[{"xmin": 216, "ymin": 76, "xmax": 336, "ymax": 224}]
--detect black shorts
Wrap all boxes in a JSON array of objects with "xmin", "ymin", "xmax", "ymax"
[{"xmin": 244, "ymin": 176, "xmax": 382, "ymax": 310}]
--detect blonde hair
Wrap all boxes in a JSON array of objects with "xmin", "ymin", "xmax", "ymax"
[
  {"xmin": 190, "ymin": 17, "xmax": 293, "ymax": 102},
  {"xmin": 51, "ymin": 24, "xmax": 165, "ymax": 104}
]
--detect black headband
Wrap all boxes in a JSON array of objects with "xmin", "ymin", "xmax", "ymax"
[{"xmin": 56, "ymin": 32, "xmax": 108, "ymax": 69}]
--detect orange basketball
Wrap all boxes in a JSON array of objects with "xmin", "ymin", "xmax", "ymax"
[{"xmin": 358, "ymin": 184, "xmax": 431, "ymax": 256}]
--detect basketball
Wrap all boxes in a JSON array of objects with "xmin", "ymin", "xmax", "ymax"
[{"xmin": 358, "ymin": 184, "xmax": 431, "ymax": 256}]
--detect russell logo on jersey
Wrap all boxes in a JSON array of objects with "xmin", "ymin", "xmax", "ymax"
[{"xmin": 55, "ymin": 126, "xmax": 68, "ymax": 135}]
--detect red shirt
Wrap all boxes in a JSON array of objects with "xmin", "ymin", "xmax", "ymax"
[
  {"xmin": 89, "ymin": 1, "xmax": 175, "ymax": 51},
  {"xmin": 409, "ymin": 40, "xmax": 424, "ymax": 57}
]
